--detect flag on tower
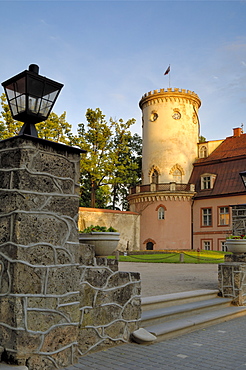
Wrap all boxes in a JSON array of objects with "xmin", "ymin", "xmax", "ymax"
[{"xmin": 164, "ymin": 65, "xmax": 170, "ymax": 75}]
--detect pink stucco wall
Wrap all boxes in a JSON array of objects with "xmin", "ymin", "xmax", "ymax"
[
  {"xmin": 134, "ymin": 198, "xmax": 192, "ymax": 250},
  {"xmin": 193, "ymin": 194, "xmax": 246, "ymax": 251}
]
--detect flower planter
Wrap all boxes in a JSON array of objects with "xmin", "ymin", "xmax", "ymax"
[
  {"xmin": 226, "ymin": 239, "xmax": 246, "ymax": 254},
  {"xmin": 79, "ymin": 232, "xmax": 120, "ymax": 256}
]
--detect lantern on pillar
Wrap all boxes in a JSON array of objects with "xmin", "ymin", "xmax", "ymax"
[{"xmin": 1, "ymin": 64, "xmax": 63, "ymax": 137}]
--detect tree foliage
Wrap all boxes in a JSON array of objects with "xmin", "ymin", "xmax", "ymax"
[
  {"xmin": 72, "ymin": 108, "xmax": 142, "ymax": 210},
  {"xmin": 0, "ymin": 93, "xmax": 23, "ymax": 139}
]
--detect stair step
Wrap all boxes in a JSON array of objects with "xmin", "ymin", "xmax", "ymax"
[
  {"xmin": 142, "ymin": 289, "xmax": 219, "ymax": 311},
  {"xmin": 144, "ymin": 306, "xmax": 246, "ymax": 342},
  {"xmin": 141, "ymin": 297, "xmax": 232, "ymax": 326}
]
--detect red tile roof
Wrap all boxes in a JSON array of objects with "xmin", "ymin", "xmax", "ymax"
[{"xmin": 189, "ymin": 133, "xmax": 246, "ymax": 198}]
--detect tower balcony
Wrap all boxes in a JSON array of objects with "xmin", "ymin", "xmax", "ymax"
[{"xmin": 129, "ymin": 182, "xmax": 195, "ymax": 195}]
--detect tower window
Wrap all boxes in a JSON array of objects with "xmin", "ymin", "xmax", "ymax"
[
  {"xmin": 158, "ymin": 207, "xmax": 165, "ymax": 220},
  {"xmin": 169, "ymin": 164, "xmax": 184, "ymax": 183},
  {"xmin": 173, "ymin": 168, "xmax": 182, "ymax": 183},
  {"xmin": 151, "ymin": 170, "xmax": 159, "ymax": 184}
]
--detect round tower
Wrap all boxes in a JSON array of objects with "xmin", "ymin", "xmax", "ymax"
[
  {"xmin": 140, "ymin": 88, "xmax": 201, "ymax": 185},
  {"xmin": 128, "ymin": 87, "xmax": 201, "ymax": 251}
]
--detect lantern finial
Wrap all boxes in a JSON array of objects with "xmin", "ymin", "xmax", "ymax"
[{"xmin": 29, "ymin": 64, "xmax": 39, "ymax": 74}]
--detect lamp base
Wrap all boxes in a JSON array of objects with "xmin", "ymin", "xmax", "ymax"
[{"xmin": 18, "ymin": 122, "xmax": 38, "ymax": 137}]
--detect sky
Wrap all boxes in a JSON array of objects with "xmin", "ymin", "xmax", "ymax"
[{"xmin": 0, "ymin": 0, "xmax": 246, "ymax": 142}]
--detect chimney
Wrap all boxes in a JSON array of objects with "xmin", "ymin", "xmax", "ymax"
[{"xmin": 233, "ymin": 127, "xmax": 242, "ymax": 137}]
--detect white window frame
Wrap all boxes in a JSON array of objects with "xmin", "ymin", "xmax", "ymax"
[
  {"xmin": 221, "ymin": 241, "xmax": 227, "ymax": 252},
  {"xmin": 202, "ymin": 208, "xmax": 212, "ymax": 226},
  {"xmin": 203, "ymin": 241, "xmax": 211, "ymax": 250},
  {"xmin": 201, "ymin": 173, "xmax": 216, "ymax": 190},
  {"xmin": 158, "ymin": 207, "xmax": 165, "ymax": 220}
]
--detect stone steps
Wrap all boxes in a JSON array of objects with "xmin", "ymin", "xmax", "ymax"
[
  {"xmin": 141, "ymin": 289, "xmax": 219, "ymax": 311},
  {"xmin": 132, "ymin": 289, "xmax": 246, "ymax": 343}
]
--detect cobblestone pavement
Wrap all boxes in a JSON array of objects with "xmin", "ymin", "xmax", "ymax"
[{"xmin": 63, "ymin": 316, "xmax": 246, "ymax": 370}]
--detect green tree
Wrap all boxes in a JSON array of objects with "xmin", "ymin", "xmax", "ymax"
[
  {"xmin": 199, "ymin": 135, "xmax": 206, "ymax": 143},
  {"xmin": 36, "ymin": 112, "xmax": 73, "ymax": 144},
  {"xmin": 73, "ymin": 108, "xmax": 141, "ymax": 209},
  {"xmin": 0, "ymin": 93, "xmax": 23, "ymax": 139},
  {"xmin": 110, "ymin": 124, "xmax": 142, "ymax": 210}
]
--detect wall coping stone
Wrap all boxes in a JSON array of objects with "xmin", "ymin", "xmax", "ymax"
[{"xmin": 0, "ymin": 134, "xmax": 86, "ymax": 155}]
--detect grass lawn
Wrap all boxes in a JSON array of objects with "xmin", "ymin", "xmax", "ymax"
[{"xmin": 108, "ymin": 250, "xmax": 227, "ymax": 264}]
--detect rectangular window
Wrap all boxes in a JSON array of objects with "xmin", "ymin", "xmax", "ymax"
[
  {"xmin": 203, "ymin": 241, "xmax": 211, "ymax": 250},
  {"xmin": 202, "ymin": 208, "xmax": 212, "ymax": 226},
  {"xmin": 221, "ymin": 241, "xmax": 227, "ymax": 252},
  {"xmin": 201, "ymin": 174, "xmax": 216, "ymax": 190},
  {"xmin": 219, "ymin": 207, "xmax": 229, "ymax": 226}
]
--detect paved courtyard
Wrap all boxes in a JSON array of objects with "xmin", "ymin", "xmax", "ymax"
[
  {"xmin": 64, "ymin": 316, "xmax": 246, "ymax": 369},
  {"xmin": 119, "ymin": 262, "xmax": 218, "ymax": 297},
  {"xmin": 62, "ymin": 261, "xmax": 246, "ymax": 370}
]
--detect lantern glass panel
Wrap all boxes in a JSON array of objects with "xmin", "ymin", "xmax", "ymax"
[
  {"xmin": 27, "ymin": 77, "xmax": 44, "ymax": 97},
  {"xmin": 39, "ymin": 99, "xmax": 52, "ymax": 116},
  {"xmin": 28, "ymin": 96, "xmax": 41, "ymax": 114},
  {"xmin": 16, "ymin": 95, "xmax": 26, "ymax": 113}
]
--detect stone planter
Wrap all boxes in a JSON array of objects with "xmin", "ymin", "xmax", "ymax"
[
  {"xmin": 79, "ymin": 232, "xmax": 120, "ymax": 256},
  {"xmin": 226, "ymin": 239, "xmax": 246, "ymax": 254}
]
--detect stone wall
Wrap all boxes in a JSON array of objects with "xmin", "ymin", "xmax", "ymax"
[
  {"xmin": 0, "ymin": 136, "xmax": 141, "ymax": 369},
  {"xmin": 78, "ymin": 244, "xmax": 141, "ymax": 356},
  {"xmin": 78, "ymin": 207, "xmax": 140, "ymax": 251},
  {"xmin": 232, "ymin": 205, "xmax": 246, "ymax": 236}
]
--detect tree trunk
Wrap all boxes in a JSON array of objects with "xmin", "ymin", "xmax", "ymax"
[{"xmin": 91, "ymin": 181, "xmax": 96, "ymax": 208}]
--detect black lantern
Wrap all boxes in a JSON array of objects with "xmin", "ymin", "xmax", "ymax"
[
  {"xmin": 1, "ymin": 64, "xmax": 63, "ymax": 137},
  {"xmin": 240, "ymin": 171, "xmax": 246, "ymax": 189}
]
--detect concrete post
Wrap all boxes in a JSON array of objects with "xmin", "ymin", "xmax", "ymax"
[{"xmin": 0, "ymin": 136, "xmax": 82, "ymax": 369}]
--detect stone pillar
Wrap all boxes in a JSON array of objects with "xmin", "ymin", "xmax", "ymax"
[
  {"xmin": 0, "ymin": 135, "xmax": 83, "ymax": 369},
  {"xmin": 219, "ymin": 255, "xmax": 246, "ymax": 305}
]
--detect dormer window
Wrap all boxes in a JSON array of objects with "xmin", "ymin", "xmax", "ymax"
[
  {"xmin": 201, "ymin": 173, "xmax": 216, "ymax": 190},
  {"xmin": 200, "ymin": 145, "xmax": 208, "ymax": 158}
]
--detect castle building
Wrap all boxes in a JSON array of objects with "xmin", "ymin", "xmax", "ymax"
[{"xmin": 128, "ymin": 88, "xmax": 246, "ymax": 251}]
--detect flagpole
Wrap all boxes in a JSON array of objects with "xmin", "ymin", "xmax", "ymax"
[{"xmin": 164, "ymin": 64, "xmax": 171, "ymax": 88}]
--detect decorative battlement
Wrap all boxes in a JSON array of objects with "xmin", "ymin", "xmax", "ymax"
[{"xmin": 139, "ymin": 87, "xmax": 201, "ymax": 109}]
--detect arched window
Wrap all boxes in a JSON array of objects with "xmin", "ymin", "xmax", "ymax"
[
  {"xmin": 169, "ymin": 164, "xmax": 184, "ymax": 183},
  {"xmin": 156, "ymin": 204, "xmax": 166, "ymax": 220},
  {"xmin": 173, "ymin": 168, "xmax": 182, "ymax": 183},
  {"xmin": 200, "ymin": 146, "xmax": 207, "ymax": 158},
  {"xmin": 151, "ymin": 170, "xmax": 159, "ymax": 184},
  {"xmin": 146, "ymin": 242, "xmax": 154, "ymax": 250},
  {"xmin": 158, "ymin": 207, "xmax": 165, "ymax": 220}
]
